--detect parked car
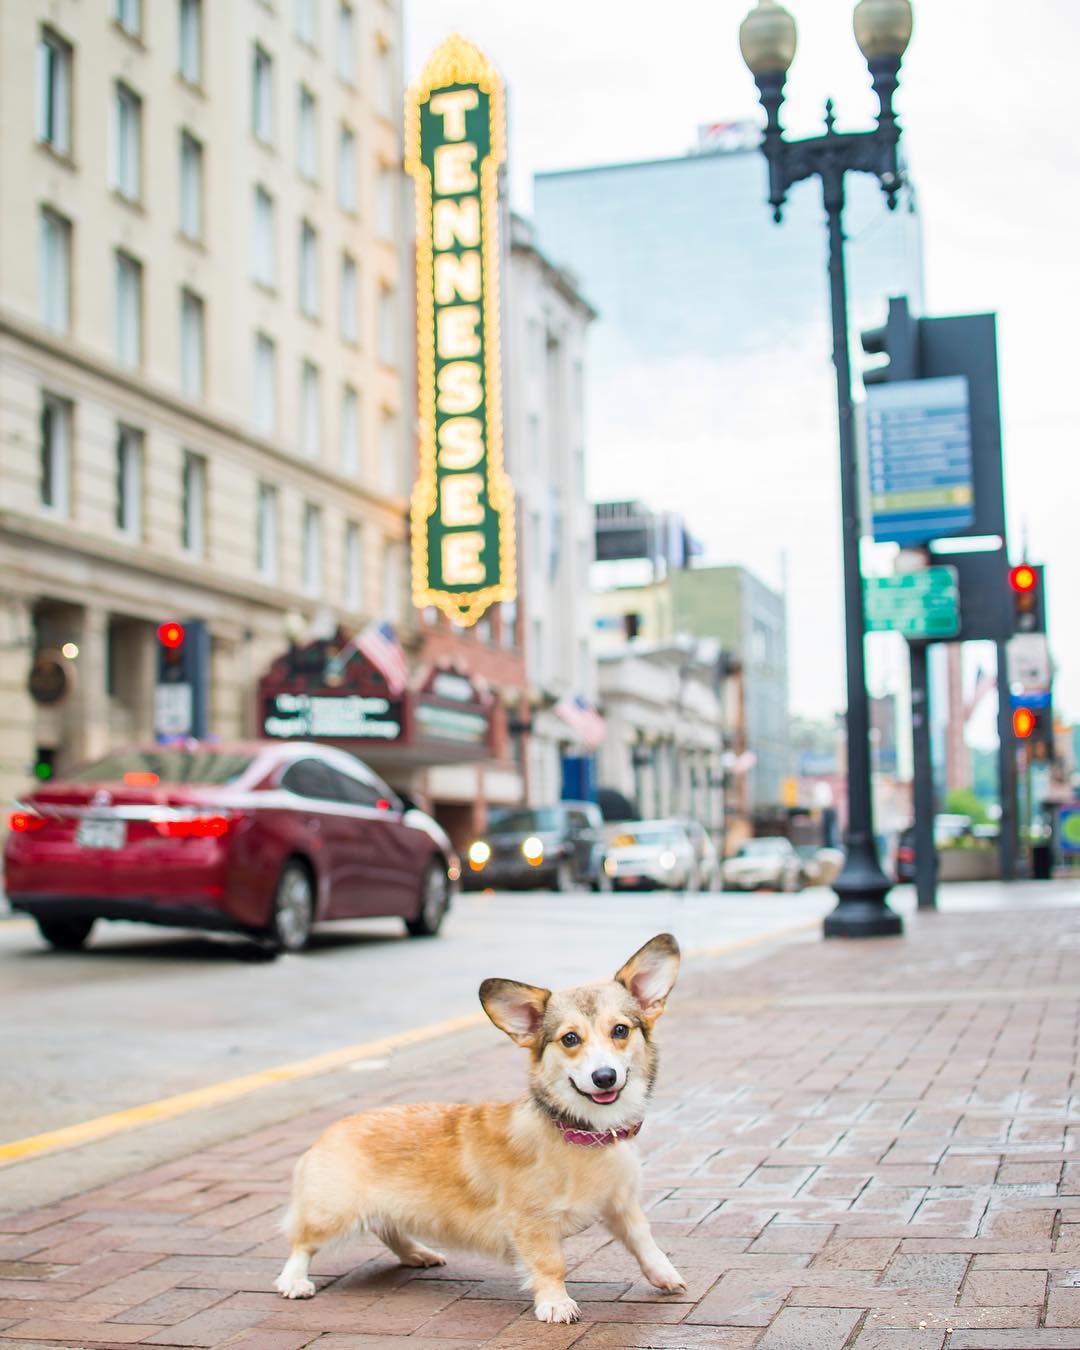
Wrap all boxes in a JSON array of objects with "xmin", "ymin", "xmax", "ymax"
[
  {"xmin": 800, "ymin": 845, "xmax": 845, "ymax": 887},
  {"xmin": 603, "ymin": 820, "xmax": 698, "ymax": 891},
  {"xmin": 463, "ymin": 802, "xmax": 606, "ymax": 891},
  {"xmin": 721, "ymin": 836, "xmax": 803, "ymax": 892},
  {"xmin": 4, "ymin": 742, "xmax": 458, "ymax": 952}
]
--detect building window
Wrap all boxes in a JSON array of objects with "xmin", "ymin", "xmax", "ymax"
[
  {"xmin": 381, "ymin": 540, "xmax": 401, "ymax": 621},
  {"xmin": 297, "ymin": 87, "xmax": 318, "ymax": 181},
  {"xmin": 299, "ymin": 220, "xmax": 319, "ymax": 317},
  {"xmin": 253, "ymin": 44, "xmax": 274, "ymax": 143},
  {"xmin": 253, "ymin": 332, "xmax": 277, "ymax": 435},
  {"xmin": 252, "ymin": 186, "xmax": 276, "ymax": 287},
  {"xmin": 377, "ymin": 283, "xmax": 396, "ymax": 365},
  {"xmin": 379, "ymin": 409, "xmax": 398, "ymax": 493},
  {"xmin": 500, "ymin": 598, "xmax": 518, "ymax": 650},
  {"xmin": 38, "ymin": 208, "xmax": 71, "ymax": 333},
  {"xmin": 375, "ymin": 165, "xmax": 396, "ymax": 238},
  {"xmin": 178, "ymin": 0, "xmax": 202, "ymax": 84},
  {"xmin": 336, "ymin": 3, "xmax": 355, "ymax": 83},
  {"xmin": 180, "ymin": 289, "xmax": 205, "ymax": 399},
  {"xmin": 39, "ymin": 395, "xmax": 71, "ymax": 517},
  {"xmin": 339, "ymin": 252, "xmax": 358, "ymax": 343},
  {"xmin": 111, "ymin": 82, "xmax": 142, "ymax": 201},
  {"xmin": 37, "ymin": 28, "xmax": 72, "ymax": 155},
  {"xmin": 344, "ymin": 521, "xmax": 363, "ymax": 610},
  {"xmin": 302, "ymin": 502, "xmax": 323, "ymax": 597},
  {"xmin": 295, "ymin": 0, "xmax": 317, "ymax": 47},
  {"xmin": 115, "ymin": 425, "xmax": 143, "ymax": 539},
  {"xmin": 341, "ymin": 384, "xmax": 360, "ymax": 474},
  {"xmin": 114, "ymin": 250, "xmax": 142, "ymax": 369},
  {"xmin": 338, "ymin": 124, "xmax": 358, "ymax": 213},
  {"xmin": 300, "ymin": 360, "xmax": 320, "ymax": 458},
  {"xmin": 375, "ymin": 41, "xmax": 394, "ymax": 119},
  {"xmin": 179, "ymin": 131, "xmax": 203, "ymax": 240},
  {"xmin": 181, "ymin": 451, "xmax": 206, "ymax": 557},
  {"xmin": 113, "ymin": 0, "xmax": 142, "ymax": 38},
  {"xmin": 256, "ymin": 481, "xmax": 279, "ymax": 582}
]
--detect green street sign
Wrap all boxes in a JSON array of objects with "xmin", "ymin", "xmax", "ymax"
[
  {"xmin": 864, "ymin": 566, "xmax": 960, "ymax": 639},
  {"xmin": 406, "ymin": 36, "xmax": 516, "ymax": 628}
]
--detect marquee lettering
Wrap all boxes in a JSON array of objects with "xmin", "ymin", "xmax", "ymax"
[{"xmin": 407, "ymin": 36, "xmax": 516, "ymax": 626}]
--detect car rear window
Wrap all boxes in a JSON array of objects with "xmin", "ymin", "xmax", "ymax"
[
  {"xmin": 65, "ymin": 750, "xmax": 255, "ymax": 785},
  {"xmin": 489, "ymin": 807, "xmax": 563, "ymax": 833}
]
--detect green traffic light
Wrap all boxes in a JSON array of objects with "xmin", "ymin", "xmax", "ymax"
[{"xmin": 34, "ymin": 762, "xmax": 53, "ymax": 780}]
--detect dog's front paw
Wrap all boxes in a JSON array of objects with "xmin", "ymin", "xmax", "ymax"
[
  {"xmin": 644, "ymin": 1260, "xmax": 687, "ymax": 1294},
  {"xmin": 534, "ymin": 1295, "xmax": 580, "ymax": 1324},
  {"xmin": 275, "ymin": 1274, "xmax": 316, "ymax": 1299}
]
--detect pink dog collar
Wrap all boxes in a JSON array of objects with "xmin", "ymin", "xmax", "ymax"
[{"xmin": 554, "ymin": 1119, "xmax": 642, "ymax": 1147}]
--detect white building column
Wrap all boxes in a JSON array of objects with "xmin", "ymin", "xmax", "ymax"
[{"xmin": 0, "ymin": 597, "xmax": 36, "ymax": 805}]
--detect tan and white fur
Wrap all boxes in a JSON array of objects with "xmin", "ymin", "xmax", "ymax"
[{"xmin": 274, "ymin": 933, "xmax": 686, "ymax": 1323}]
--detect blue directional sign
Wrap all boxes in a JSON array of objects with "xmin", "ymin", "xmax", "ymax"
[{"xmin": 867, "ymin": 376, "xmax": 975, "ymax": 545}]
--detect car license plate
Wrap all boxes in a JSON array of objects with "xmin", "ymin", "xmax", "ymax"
[{"xmin": 76, "ymin": 818, "xmax": 127, "ymax": 850}]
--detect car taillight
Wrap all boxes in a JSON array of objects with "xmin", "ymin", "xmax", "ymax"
[
  {"xmin": 897, "ymin": 846, "xmax": 914, "ymax": 862},
  {"xmin": 152, "ymin": 814, "xmax": 236, "ymax": 839},
  {"xmin": 8, "ymin": 810, "xmax": 46, "ymax": 833}
]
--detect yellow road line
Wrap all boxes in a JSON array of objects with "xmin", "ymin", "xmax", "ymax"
[
  {"xmin": 686, "ymin": 917, "xmax": 821, "ymax": 961},
  {"xmin": 0, "ymin": 1011, "xmax": 484, "ymax": 1168},
  {"xmin": 0, "ymin": 917, "xmax": 817, "ymax": 1169}
]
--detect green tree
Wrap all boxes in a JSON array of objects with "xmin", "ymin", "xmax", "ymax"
[{"xmin": 945, "ymin": 787, "xmax": 989, "ymax": 826}]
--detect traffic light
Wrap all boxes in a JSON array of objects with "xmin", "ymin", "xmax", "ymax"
[
  {"xmin": 1009, "ymin": 563, "xmax": 1045, "ymax": 634},
  {"xmin": 861, "ymin": 295, "xmax": 920, "ymax": 385},
  {"xmin": 154, "ymin": 618, "xmax": 209, "ymax": 738},
  {"xmin": 1012, "ymin": 706, "xmax": 1036, "ymax": 739}
]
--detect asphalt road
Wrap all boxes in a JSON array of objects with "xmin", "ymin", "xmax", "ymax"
[{"xmin": 0, "ymin": 886, "xmax": 834, "ymax": 1145}]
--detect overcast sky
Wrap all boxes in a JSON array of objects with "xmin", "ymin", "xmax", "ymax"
[{"xmin": 405, "ymin": 1, "xmax": 1080, "ymax": 724}]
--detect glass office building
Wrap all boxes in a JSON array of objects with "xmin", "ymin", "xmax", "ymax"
[{"xmin": 533, "ymin": 131, "xmax": 925, "ymax": 735}]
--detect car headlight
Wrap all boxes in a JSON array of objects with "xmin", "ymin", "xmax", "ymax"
[
  {"xmin": 603, "ymin": 855, "xmax": 618, "ymax": 877},
  {"xmin": 467, "ymin": 840, "xmax": 490, "ymax": 869},
  {"xmin": 659, "ymin": 850, "xmax": 676, "ymax": 870},
  {"xmin": 522, "ymin": 835, "xmax": 544, "ymax": 863}
]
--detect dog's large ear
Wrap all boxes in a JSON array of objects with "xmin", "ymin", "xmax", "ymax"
[
  {"xmin": 479, "ymin": 978, "xmax": 551, "ymax": 1048},
  {"xmin": 615, "ymin": 933, "xmax": 680, "ymax": 1024}
]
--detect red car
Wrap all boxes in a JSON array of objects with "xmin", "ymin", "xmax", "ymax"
[{"xmin": 4, "ymin": 742, "xmax": 458, "ymax": 953}]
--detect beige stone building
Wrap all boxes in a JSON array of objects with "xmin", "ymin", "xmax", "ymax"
[{"xmin": 0, "ymin": 0, "xmax": 410, "ymax": 807}]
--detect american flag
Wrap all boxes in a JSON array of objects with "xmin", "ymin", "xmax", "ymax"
[
  {"xmin": 357, "ymin": 621, "xmax": 409, "ymax": 696},
  {"xmin": 963, "ymin": 665, "xmax": 997, "ymax": 722},
  {"xmin": 553, "ymin": 694, "xmax": 606, "ymax": 750}
]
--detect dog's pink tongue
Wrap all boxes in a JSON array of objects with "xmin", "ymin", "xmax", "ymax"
[{"xmin": 590, "ymin": 1089, "xmax": 619, "ymax": 1104}]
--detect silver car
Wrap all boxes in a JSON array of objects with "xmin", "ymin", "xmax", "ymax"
[
  {"xmin": 603, "ymin": 820, "xmax": 698, "ymax": 891},
  {"xmin": 722, "ymin": 836, "xmax": 804, "ymax": 892}
]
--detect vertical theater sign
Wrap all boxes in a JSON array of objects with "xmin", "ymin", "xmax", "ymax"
[{"xmin": 406, "ymin": 35, "xmax": 516, "ymax": 628}]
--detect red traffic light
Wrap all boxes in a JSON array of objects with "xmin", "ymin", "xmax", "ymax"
[
  {"xmin": 1012, "ymin": 707, "xmax": 1036, "ymax": 739},
  {"xmin": 1009, "ymin": 565, "xmax": 1036, "ymax": 594},
  {"xmin": 157, "ymin": 621, "xmax": 186, "ymax": 649}
]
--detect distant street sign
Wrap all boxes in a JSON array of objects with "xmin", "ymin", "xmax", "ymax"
[
  {"xmin": 1059, "ymin": 806, "xmax": 1080, "ymax": 856},
  {"xmin": 864, "ymin": 566, "xmax": 960, "ymax": 640},
  {"xmin": 867, "ymin": 376, "xmax": 975, "ymax": 545},
  {"xmin": 1006, "ymin": 633, "xmax": 1051, "ymax": 691}
]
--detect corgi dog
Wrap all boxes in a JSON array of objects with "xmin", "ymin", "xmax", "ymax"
[{"xmin": 274, "ymin": 932, "xmax": 686, "ymax": 1324}]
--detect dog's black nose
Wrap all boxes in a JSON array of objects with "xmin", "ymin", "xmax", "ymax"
[{"xmin": 592, "ymin": 1067, "xmax": 617, "ymax": 1090}]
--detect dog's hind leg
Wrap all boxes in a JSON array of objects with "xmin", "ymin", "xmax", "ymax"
[
  {"xmin": 376, "ymin": 1224, "xmax": 447, "ymax": 1269},
  {"xmin": 275, "ymin": 1151, "xmax": 362, "ymax": 1299}
]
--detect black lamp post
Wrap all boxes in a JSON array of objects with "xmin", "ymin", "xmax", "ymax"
[{"xmin": 739, "ymin": 0, "xmax": 913, "ymax": 938}]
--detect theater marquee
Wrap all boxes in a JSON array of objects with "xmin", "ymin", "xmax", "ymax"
[{"xmin": 406, "ymin": 35, "xmax": 516, "ymax": 628}]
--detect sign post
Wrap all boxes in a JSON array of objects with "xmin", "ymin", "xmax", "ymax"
[{"xmin": 406, "ymin": 35, "xmax": 516, "ymax": 628}]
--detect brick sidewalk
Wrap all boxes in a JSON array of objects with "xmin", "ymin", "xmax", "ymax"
[{"xmin": 3, "ymin": 904, "xmax": 1080, "ymax": 1349}]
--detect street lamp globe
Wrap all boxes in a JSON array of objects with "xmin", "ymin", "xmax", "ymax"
[
  {"xmin": 739, "ymin": 0, "xmax": 797, "ymax": 77},
  {"xmin": 853, "ymin": 0, "xmax": 913, "ymax": 61}
]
